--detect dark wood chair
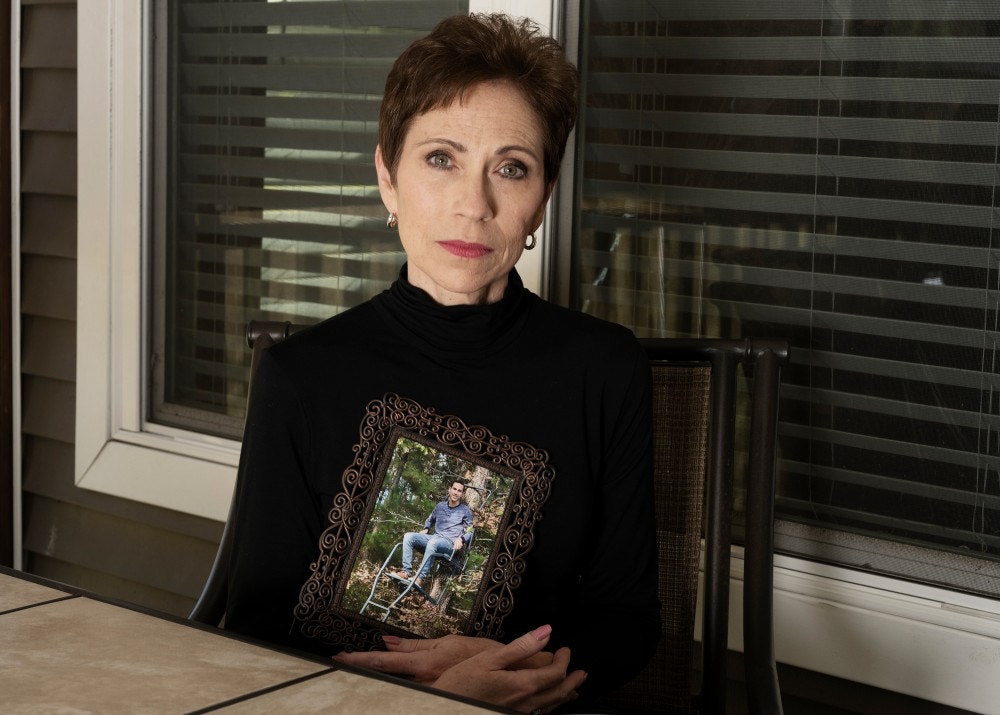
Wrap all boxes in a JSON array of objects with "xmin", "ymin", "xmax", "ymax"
[
  {"xmin": 594, "ymin": 338, "xmax": 789, "ymax": 715},
  {"xmin": 188, "ymin": 320, "xmax": 302, "ymax": 626},
  {"xmin": 190, "ymin": 324, "xmax": 789, "ymax": 715}
]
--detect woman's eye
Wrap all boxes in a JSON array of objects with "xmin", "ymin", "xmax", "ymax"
[
  {"xmin": 428, "ymin": 152, "xmax": 452, "ymax": 169},
  {"xmin": 498, "ymin": 162, "xmax": 527, "ymax": 179}
]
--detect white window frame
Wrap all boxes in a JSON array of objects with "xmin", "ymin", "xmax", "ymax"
[
  {"xmin": 77, "ymin": 0, "xmax": 239, "ymax": 521},
  {"xmin": 75, "ymin": 1, "xmax": 1000, "ymax": 711}
]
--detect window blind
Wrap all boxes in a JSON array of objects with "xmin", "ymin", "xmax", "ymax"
[
  {"xmin": 153, "ymin": 0, "xmax": 467, "ymax": 438},
  {"xmin": 572, "ymin": 0, "xmax": 1000, "ymax": 587}
]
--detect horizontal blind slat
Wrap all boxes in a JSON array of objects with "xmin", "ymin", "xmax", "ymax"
[
  {"xmin": 179, "ymin": 123, "xmax": 376, "ymax": 153},
  {"xmin": 590, "ymin": 0, "xmax": 1000, "ymax": 22},
  {"xmin": 577, "ymin": 215, "xmax": 992, "ymax": 266},
  {"xmin": 581, "ymin": 180, "xmax": 995, "ymax": 226},
  {"xmin": 586, "ymin": 109, "xmax": 1000, "ymax": 146},
  {"xmin": 591, "ymin": 36, "xmax": 1000, "ymax": 63},
  {"xmin": 181, "ymin": 1, "xmax": 461, "ymax": 29},
  {"xmin": 178, "ymin": 62, "xmax": 390, "ymax": 94},
  {"xmin": 180, "ymin": 32, "xmax": 419, "ymax": 59},
  {"xmin": 588, "ymin": 73, "xmax": 1000, "ymax": 103},
  {"xmin": 181, "ymin": 95, "xmax": 381, "ymax": 122},
  {"xmin": 585, "ymin": 145, "xmax": 997, "ymax": 185}
]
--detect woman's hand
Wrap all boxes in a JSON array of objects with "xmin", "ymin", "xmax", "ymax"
[
  {"xmin": 333, "ymin": 631, "xmax": 550, "ymax": 683},
  {"xmin": 432, "ymin": 625, "xmax": 587, "ymax": 714}
]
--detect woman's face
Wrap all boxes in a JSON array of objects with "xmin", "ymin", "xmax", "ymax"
[{"xmin": 376, "ymin": 81, "xmax": 552, "ymax": 306}]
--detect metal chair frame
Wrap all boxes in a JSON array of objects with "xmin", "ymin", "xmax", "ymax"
[
  {"xmin": 638, "ymin": 338, "xmax": 788, "ymax": 715},
  {"xmin": 360, "ymin": 532, "xmax": 472, "ymax": 620}
]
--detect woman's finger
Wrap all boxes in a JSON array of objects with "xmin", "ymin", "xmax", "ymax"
[
  {"xmin": 508, "ymin": 651, "xmax": 555, "ymax": 670},
  {"xmin": 335, "ymin": 634, "xmax": 503, "ymax": 683},
  {"xmin": 477, "ymin": 624, "xmax": 553, "ymax": 671},
  {"xmin": 504, "ymin": 647, "xmax": 587, "ymax": 713},
  {"xmin": 518, "ymin": 655, "xmax": 588, "ymax": 714},
  {"xmin": 380, "ymin": 634, "xmax": 425, "ymax": 653}
]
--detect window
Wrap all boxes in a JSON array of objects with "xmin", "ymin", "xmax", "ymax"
[
  {"xmin": 569, "ymin": 0, "xmax": 1000, "ymax": 596},
  {"xmin": 152, "ymin": 1, "xmax": 469, "ymax": 439}
]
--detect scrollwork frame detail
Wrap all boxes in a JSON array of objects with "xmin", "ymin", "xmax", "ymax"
[{"xmin": 292, "ymin": 393, "xmax": 554, "ymax": 651}]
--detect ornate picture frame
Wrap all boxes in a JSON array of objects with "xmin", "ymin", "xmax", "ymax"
[{"xmin": 293, "ymin": 393, "xmax": 555, "ymax": 652}]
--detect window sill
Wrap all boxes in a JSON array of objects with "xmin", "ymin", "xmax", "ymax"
[
  {"xmin": 723, "ymin": 551, "xmax": 1000, "ymax": 714},
  {"xmin": 75, "ymin": 432, "xmax": 238, "ymax": 522}
]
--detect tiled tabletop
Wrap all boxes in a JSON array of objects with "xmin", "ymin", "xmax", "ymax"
[
  {"xmin": 0, "ymin": 571, "xmax": 68, "ymax": 613},
  {"xmin": 0, "ymin": 569, "xmax": 500, "ymax": 714},
  {"xmin": 214, "ymin": 669, "xmax": 497, "ymax": 714}
]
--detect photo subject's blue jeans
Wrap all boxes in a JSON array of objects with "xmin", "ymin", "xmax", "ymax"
[{"xmin": 401, "ymin": 533, "xmax": 454, "ymax": 579}]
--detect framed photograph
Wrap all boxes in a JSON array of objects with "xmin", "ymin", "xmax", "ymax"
[{"xmin": 293, "ymin": 393, "xmax": 555, "ymax": 652}]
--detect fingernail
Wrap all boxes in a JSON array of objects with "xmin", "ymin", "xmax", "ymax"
[
  {"xmin": 531, "ymin": 624, "xmax": 552, "ymax": 641},
  {"xmin": 382, "ymin": 634, "xmax": 402, "ymax": 646}
]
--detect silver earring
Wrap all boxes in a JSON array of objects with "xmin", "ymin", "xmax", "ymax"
[
  {"xmin": 386, "ymin": 213, "xmax": 398, "ymax": 229},
  {"xmin": 524, "ymin": 234, "xmax": 536, "ymax": 250}
]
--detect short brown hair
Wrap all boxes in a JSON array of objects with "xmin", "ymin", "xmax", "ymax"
[{"xmin": 378, "ymin": 13, "xmax": 579, "ymax": 185}]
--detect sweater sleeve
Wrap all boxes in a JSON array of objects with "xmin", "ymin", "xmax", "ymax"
[
  {"xmin": 423, "ymin": 506, "xmax": 437, "ymax": 531},
  {"xmin": 224, "ymin": 349, "xmax": 329, "ymax": 654},
  {"xmin": 556, "ymin": 340, "xmax": 661, "ymax": 695},
  {"xmin": 462, "ymin": 506, "xmax": 474, "ymax": 543}
]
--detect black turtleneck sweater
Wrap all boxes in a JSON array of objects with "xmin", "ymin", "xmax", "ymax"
[{"xmin": 226, "ymin": 268, "xmax": 659, "ymax": 696}]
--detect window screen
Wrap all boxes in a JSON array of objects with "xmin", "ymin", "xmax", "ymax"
[
  {"xmin": 571, "ymin": 0, "xmax": 1000, "ymax": 593},
  {"xmin": 152, "ymin": 1, "xmax": 467, "ymax": 438}
]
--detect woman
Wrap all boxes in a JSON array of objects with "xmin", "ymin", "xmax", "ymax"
[{"xmin": 226, "ymin": 13, "xmax": 659, "ymax": 713}]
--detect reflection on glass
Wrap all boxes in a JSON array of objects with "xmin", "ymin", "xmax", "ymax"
[{"xmin": 573, "ymin": 2, "xmax": 1000, "ymax": 592}]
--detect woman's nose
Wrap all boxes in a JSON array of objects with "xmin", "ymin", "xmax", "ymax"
[{"xmin": 457, "ymin": 173, "xmax": 494, "ymax": 222}]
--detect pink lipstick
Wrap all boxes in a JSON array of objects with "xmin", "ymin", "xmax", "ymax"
[{"xmin": 437, "ymin": 241, "xmax": 492, "ymax": 258}]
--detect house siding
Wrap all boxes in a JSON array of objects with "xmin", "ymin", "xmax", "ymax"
[{"xmin": 18, "ymin": 0, "xmax": 221, "ymax": 616}]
